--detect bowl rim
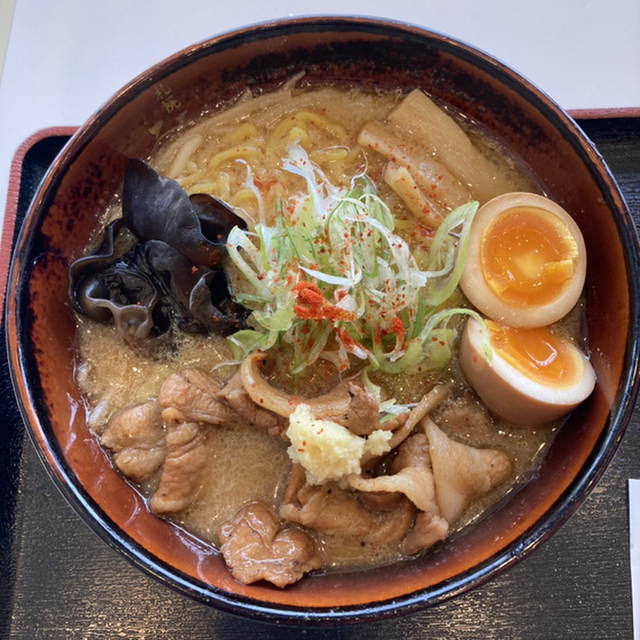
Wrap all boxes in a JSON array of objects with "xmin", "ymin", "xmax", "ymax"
[{"xmin": 5, "ymin": 15, "xmax": 640, "ymax": 626}]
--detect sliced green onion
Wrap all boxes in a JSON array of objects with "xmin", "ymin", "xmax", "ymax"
[{"xmin": 226, "ymin": 142, "xmax": 480, "ymax": 375}]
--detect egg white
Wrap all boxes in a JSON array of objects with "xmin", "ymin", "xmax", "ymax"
[
  {"xmin": 460, "ymin": 317, "xmax": 596, "ymax": 426},
  {"xmin": 460, "ymin": 192, "xmax": 587, "ymax": 328}
]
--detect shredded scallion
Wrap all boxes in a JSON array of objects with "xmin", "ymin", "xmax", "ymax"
[{"xmin": 226, "ymin": 143, "xmax": 483, "ymax": 375}]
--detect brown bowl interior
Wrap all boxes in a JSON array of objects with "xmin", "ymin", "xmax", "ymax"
[{"xmin": 6, "ymin": 17, "xmax": 638, "ymax": 622}]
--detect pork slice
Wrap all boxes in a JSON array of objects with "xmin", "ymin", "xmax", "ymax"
[
  {"xmin": 350, "ymin": 434, "xmax": 439, "ymax": 513},
  {"xmin": 279, "ymin": 466, "xmax": 415, "ymax": 544},
  {"xmin": 403, "ymin": 511, "xmax": 449, "ymax": 555},
  {"xmin": 148, "ymin": 408, "xmax": 209, "ymax": 514},
  {"xmin": 342, "ymin": 381, "xmax": 380, "ymax": 435},
  {"xmin": 218, "ymin": 501, "xmax": 323, "ymax": 588},
  {"xmin": 331, "ymin": 380, "xmax": 410, "ymax": 437},
  {"xmin": 347, "ymin": 466, "xmax": 438, "ymax": 515},
  {"xmin": 158, "ymin": 368, "xmax": 246, "ymax": 427},
  {"xmin": 348, "ymin": 432, "xmax": 448, "ymax": 553},
  {"xmin": 100, "ymin": 400, "xmax": 166, "ymax": 483},
  {"xmin": 423, "ymin": 417, "xmax": 512, "ymax": 524},
  {"xmin": 216, "ymin": 371, "xmax": 285, "ymax": 434},
  {"xmin": 358, "ymin": 490, "xmax": 405, "ymax": 512},
  {"xmin": 389, "ymin": 431, "xmax": 432, "ymax": 472}
]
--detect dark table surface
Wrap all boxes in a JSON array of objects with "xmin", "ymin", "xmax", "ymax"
[{"xmin": 2, "ymin": 117, "xmax": 640, "ymax": 639}]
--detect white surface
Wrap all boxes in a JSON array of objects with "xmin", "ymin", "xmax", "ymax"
[
  {"xmin": 0, "ymin": 0, "xmax": 638, "ymax": 250},
  {"xmin": 0, "ymin": 0, "xmax": 15, "ymax": 77}
]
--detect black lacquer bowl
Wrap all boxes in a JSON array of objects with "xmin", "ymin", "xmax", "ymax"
[{"xmin": 5, "ymin": 16, "xmax": 640, "ymax": 625}]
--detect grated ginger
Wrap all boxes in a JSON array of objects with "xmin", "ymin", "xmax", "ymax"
[{"xmin": 286, "ymin": 404, "xmax": 392, "ymax": 485}]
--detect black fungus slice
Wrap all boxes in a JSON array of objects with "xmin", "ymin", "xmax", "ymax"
[
  {"xmin": 67, "ymin": 219, "xmax": 135, "ymax": 315},
  {"xmin": 122, "ymin": 159, "xmax": 246, "ymax": 268},
  {"xmin": 189, "ymin": 192, "xmax": 246, "ymax": 242},
  {"xmin": 75, "ymin": 265, "xmax": 165, "ymax": 345},
  {"xmin": 144, "ymin": 240, "xmax": 251, "ymax": 335},
  {"xmin": 68, "ymin": 159, "xmax": 251, "ymax": 352},
  {"xmin": 68, "ymin": 219, "xmax": 173, "ymax": 352}
]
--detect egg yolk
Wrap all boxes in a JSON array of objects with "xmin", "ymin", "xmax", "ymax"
[
  {"xmin": 487, "ymin": 320, "xmax": 583, "ymax": 388},
  {"xmin": 480, "ymin": 206, "xmax": 579, "ymax": 308}
]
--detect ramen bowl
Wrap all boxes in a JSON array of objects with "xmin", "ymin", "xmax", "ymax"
[{"xmin": 6, "ymin": 16, "xmax": 640, "ymax": 625}]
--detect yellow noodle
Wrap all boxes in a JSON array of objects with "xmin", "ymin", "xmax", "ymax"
[
  {"xmin": 269, "ymin": 110, "xmax": 348, "ymax": 148},
  {"xmin": 287, "ymin": 126, "xmax": 310, "ymax": 146},
  {"xmin": 310, "ymin": 147, "xmax": 350, "ymax": 163},
  {"xmin": 225, "ymin": 122, "xmax": 260, "ymax": 144},
  {"xmin": 207, "ymin": 145, "xmax": 262, "ymax": 170},
  {"xmin": 167, "ymin": 134, "xmax": 204, "ymax": 179},
  {"xmin": 184, "ymin": 178, "xmax": 230, "ymax": 199},
  {"xmin": 230, "ymin": 187, "xmax": 260, "ymax": 209},
  {"xmin": 176, "ymin": 169, "xmax": 207, "ymax": 190}
]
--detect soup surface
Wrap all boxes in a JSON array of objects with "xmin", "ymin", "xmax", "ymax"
[{"xmin": 70, "ymin": 79, "xmax": 591, "ymax": 587}]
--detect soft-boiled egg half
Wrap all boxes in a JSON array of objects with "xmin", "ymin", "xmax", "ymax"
[
  {"xmin": 460, "ymin": 317, "xmax": 595, "ymax": 426},
  {"xmin": 460, "ymin": 192, "xmax": 587, "ymax": 328}
]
